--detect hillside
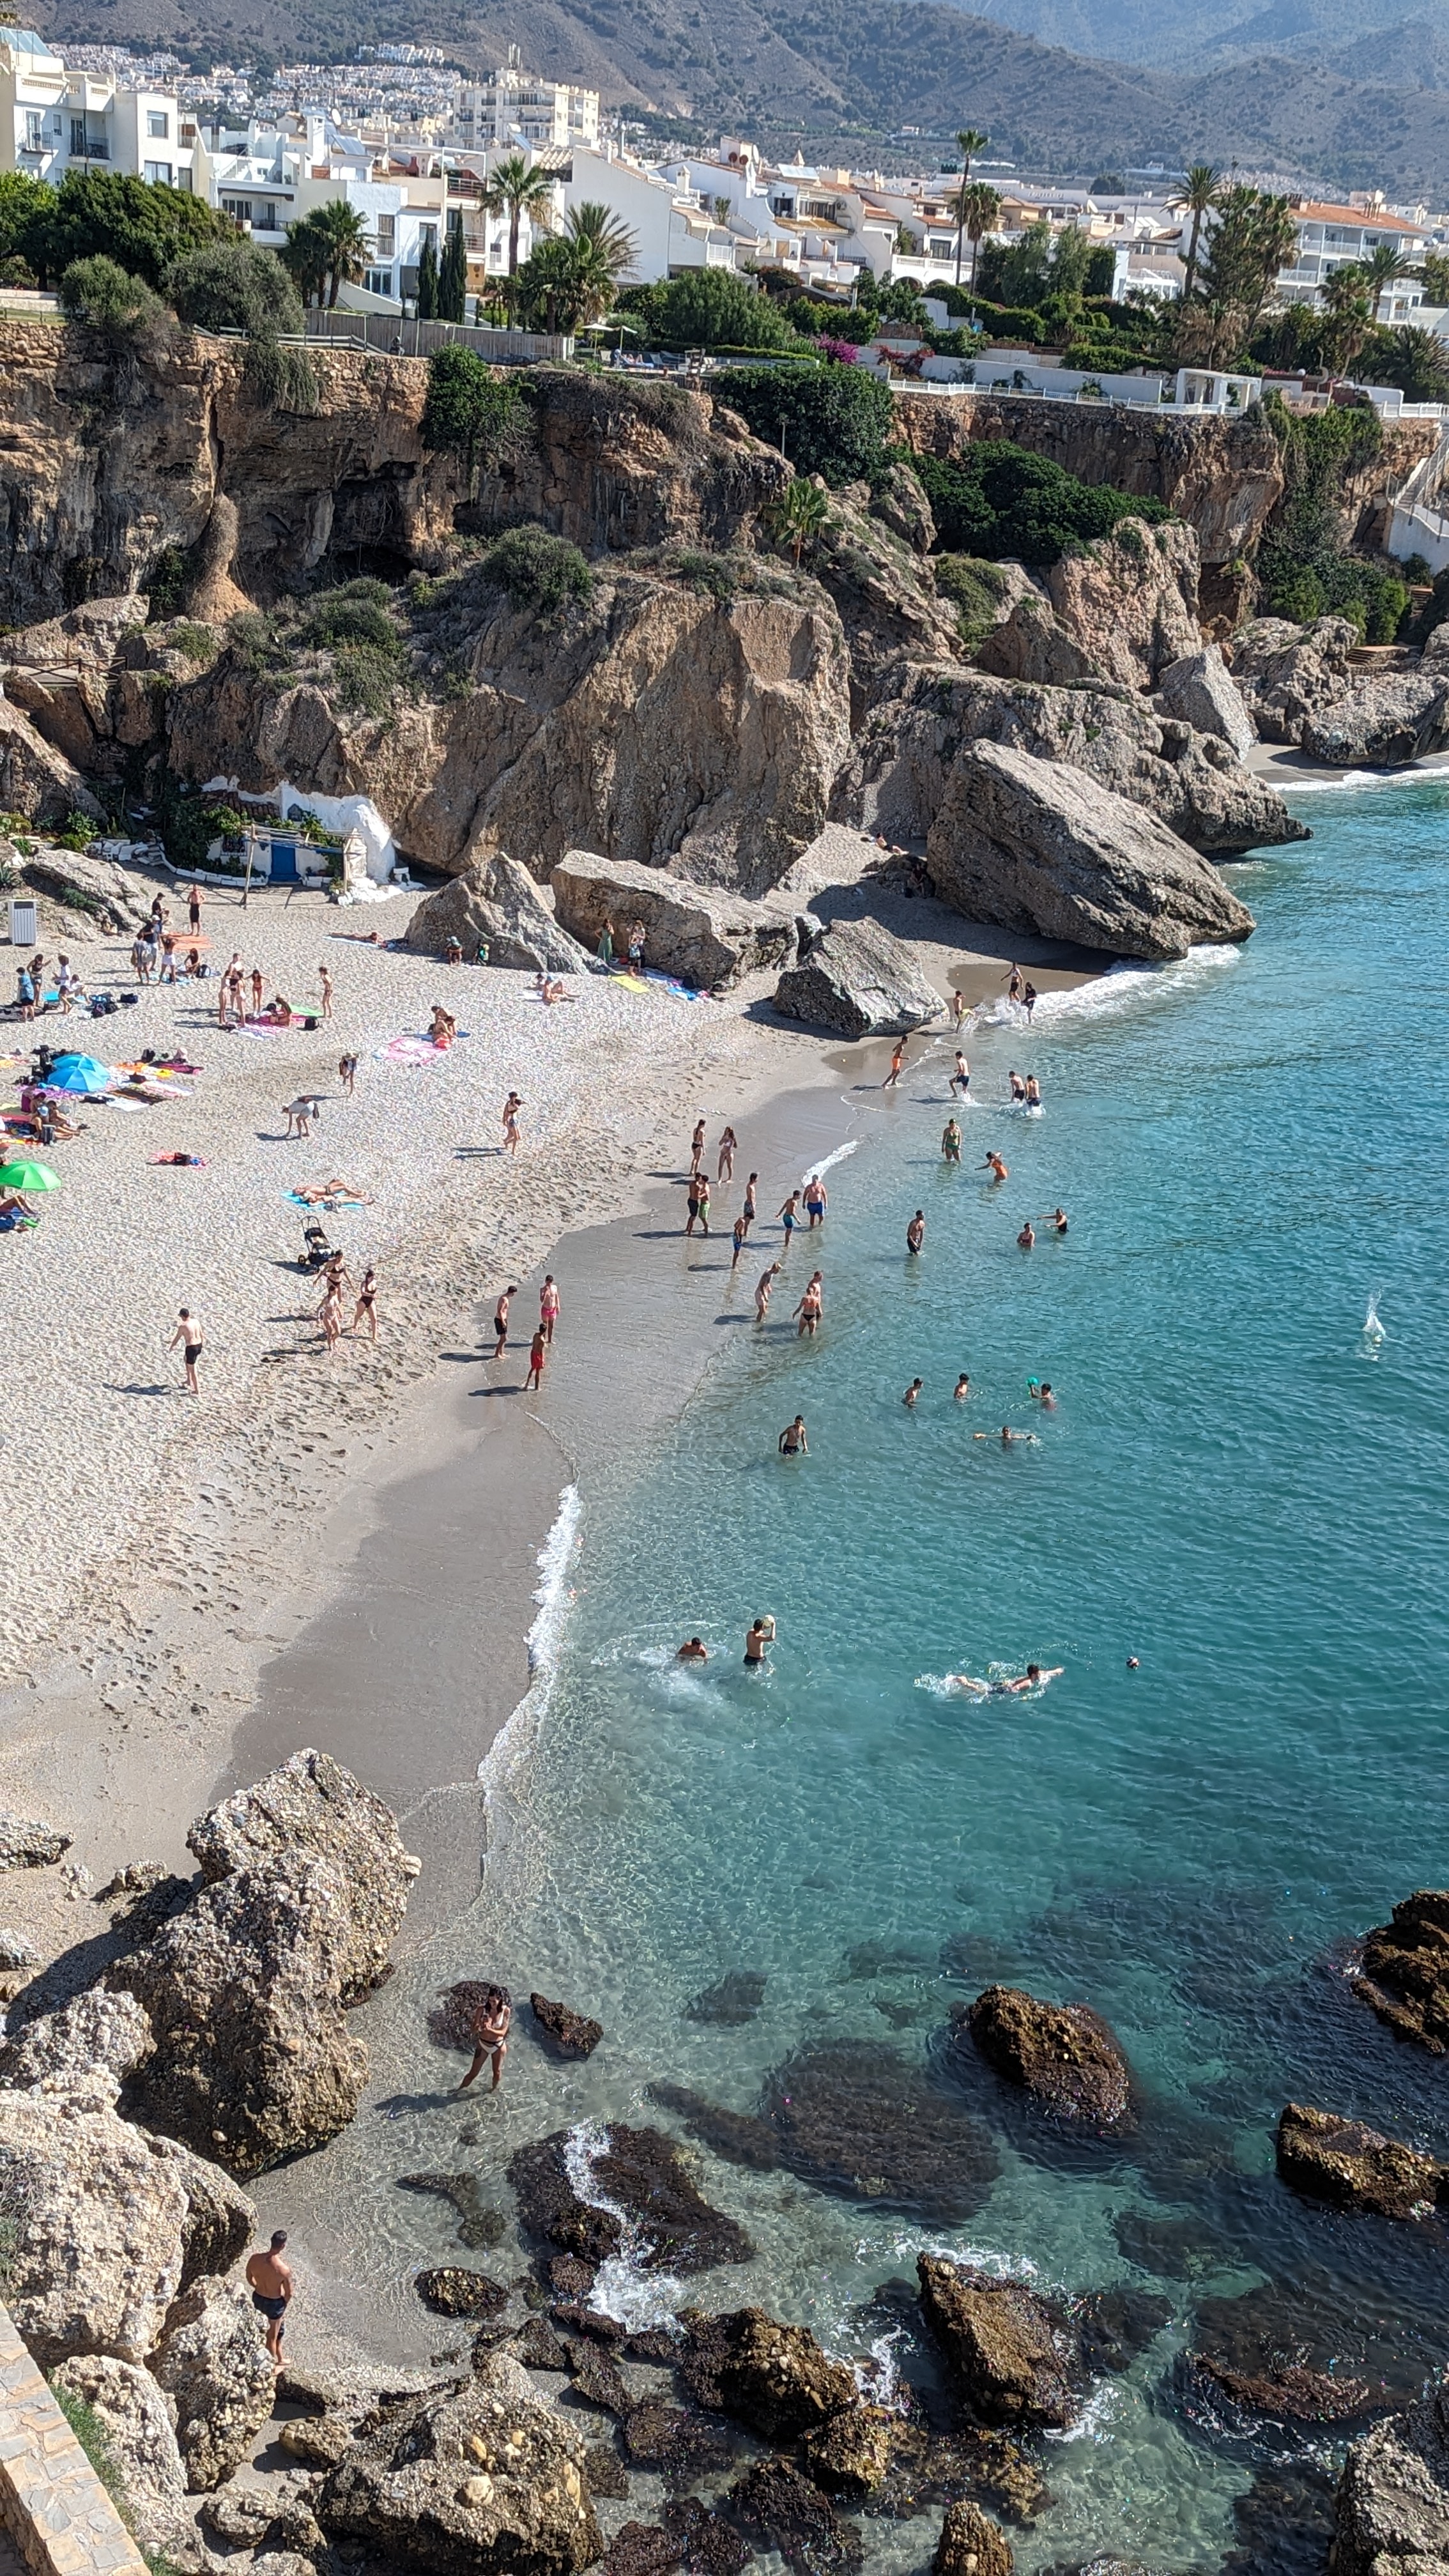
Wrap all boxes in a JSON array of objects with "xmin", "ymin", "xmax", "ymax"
[{"xmin": 35, "ymin": 0, "xmax": 1449, "ymax": 191}]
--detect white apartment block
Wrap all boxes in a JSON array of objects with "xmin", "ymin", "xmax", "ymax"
[
  {"xmin": 0, "ymin": 27, "xmax": 193, "ymax": 188},
  {"xmin": 1275, "ymin": 197, "xmax": 1427, "ymax": 317},
  {"xmin": 449, "ymin": 50, "xmax": 597, "ymax": 154}
]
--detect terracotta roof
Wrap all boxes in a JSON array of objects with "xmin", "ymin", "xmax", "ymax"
[{"xmin": 1292, "ymin": 200, "xmax": 1422, "ymax": 233}]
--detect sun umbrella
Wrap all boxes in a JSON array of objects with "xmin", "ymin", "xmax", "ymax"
[
  {"xmin": 48, "ymin": 1053, "xmax": 109, "ymax": 1071},
  {"xmin": 0, "ymin": 1161, "xmax": 61, "ymax": 1192},
  {"xmin": 45, "ymin": 1063, "xmax": 113, "ymax": 1095}
]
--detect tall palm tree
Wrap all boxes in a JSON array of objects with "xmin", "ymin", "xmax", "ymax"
[
  {"xmin": 312, "ymin": 200, "xmax": 372, "ymax": 307},
  {"xmin": 1318, "ymin": 263, "xmax": 1372, "ymax": 376},
  {"xmin": 1169, "ymin": 163, "xmax": 1220, "ymax": 298},
  {"xmin": 1362, "ymin": 240, "xmax": 1416, "ymax": 321},
  {"xmin": 953, "ymin": 126, "xmax": 989, "ymax": 287},
  {"xmin": 562, "ymin": 199, "xmax": 640, "ymax": 319},
  {"xmin": 482, "ymin": 151, "xmax": 556, "ymax": 277},
  {"xmin": 959, "ymin": 180, "xmax": 1000, "ymax": 290}
]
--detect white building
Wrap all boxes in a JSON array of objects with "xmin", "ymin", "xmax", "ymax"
[
  {"xmin": 448, "ymin": 50, "xmax": 597, "ymax": 154},
  {"xmin": 0, "ymin": 27, "xmax": 192, "ymax": 188},
  {"xmin": 1274, "ymin": 197, "xmax": 1428, "ymax": 316}
]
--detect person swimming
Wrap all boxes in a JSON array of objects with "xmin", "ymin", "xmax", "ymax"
[
  {"xmin": 945, "ymin": 1662, "xmax": 1062, "ymax": 1696},
  {"xmin": 984, "ymin": 1152, "xmax": 1008, "ymax": 1183}
]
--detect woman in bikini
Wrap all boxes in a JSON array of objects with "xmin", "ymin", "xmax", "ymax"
[
  {"xmin": 352, "ymin": 1266, "xmax": 378, "ymax": 1339},
  {"xmin": 457, "ymin": 1984, "xmax": 512, "ymax": 2092},
  {"xmin": 717, "ymin": 1126, "xmax": 737, "ymax": 1183}
]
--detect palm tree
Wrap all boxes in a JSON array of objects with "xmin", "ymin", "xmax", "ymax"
[
  {"xmin": 482, "ymin": 151, "xmax": 556, "ymax": 277},
  {"xmin": 1169, "ymin": 164, "xmax": 1220, "ymax": 298},
  {"xmin": 1318, "ymin": 263, "xmax": 1372, "ymax": 376},
  {"xmin": 312, "ymin": 200, "xmax": 372, "ymax": 307},
  {"xmin": 561, "ymin": 201, "xmax": 640, "ymax": 321},
  {"xmin": 1362, "ymin": 241, "xmax": 1416, "ymax": 322},
  {"xmin": 769, "ymin": 476, "xmax": 829, "ymax": 568},
  {"xmin": 953, "ymin": 126, "xmax": 989, "ymax": 287},
  {"xmin": 959, "ymin": 180, "xmax": 1001, "ymax": 289}
]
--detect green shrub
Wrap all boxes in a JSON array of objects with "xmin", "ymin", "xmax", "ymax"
[
  {"xmin": 167, "ymin": 622, "xmax": 215, "ymax": 663},
  {"xmin": 227, "ymin": 610, "xmax": 290, "ymax": 674},
  {"xmin": 244, "ymin": 334, "xmax": 319, "ymax": 413},
  {"xmin": 167, "ymin": 238, "xmax": 302, "ymax": 336},
  {"xmin": 916, "ymin": 440, "xmax": 1173, "ymax": 565},
  {"xmin": 333, "ymin": 645, "xmax": 401, "ymax": 716},
  {"xmin": 50, "ymin": 2385, "xmax": 128, "ymax": 2515},
  {"xmin": 709, "ymin": 361, "xmax": 894, "ymax": 486},
  {"xmin": 145, "ymin": 546, "xmax": 190, "ymax": 620},
  {"xmin": 58, "ymin": 255, "xmax": 164, "ymax": 333},
  {"xmin": 1258, "ymin": 393, "xmax": 1407, "ymax": 641},
  {"xmin": 303, "ymin": 579, "xmax": 402, "ymax": 659},
  {"xmin": 673, "ymin": 549, "xmax": 742, "ymax": 600},
  {"xmin": 54, "ymin": 809, "xmax": 98, "ymax": 850},
  {"xmin": 933, "ymin": 553, "xmax": 1012, "ymax": 650},
  {"xmin": 479, "ymin": 525, "xmax": 592, "ymax": 610},
  {"xmin": 620, "ymin": 268, "xmax": 800, "ymax": 351},
  {"xmin": 19, "ymin": 167, "xmax": 229, "ymax": 290},
  {"xmin": 421, "ymin": 346, "xmax": 524, "ymax": 489}
]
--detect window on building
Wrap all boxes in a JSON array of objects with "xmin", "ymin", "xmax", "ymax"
[
  {"xmin": 221, "ymin": 196, "xmax": 252, "ymax": 226},
  {"xmin": 70, "ymin": 118, "xmax": 86, "ymax": 155},
  {"xmin": 365, "ymin": 266, "xmax": 393, "ymax": 296},
  {"xmin": 251, "ymin": 200, "xmax": 278, "ymax": 227},
  {"xmin": 24, "ymin": 110, "xmax": 42, "ymax": 150},
  {"xmin": 147, "ymin": 109, "xmax": 169, "ymax": 137},
  {"xmin": 144, "ymin": 160, "xmax": 172, "ymax": 185},
  {"xmin": 375, "ymin": 213, "xmax": 395, "ymax": 252},
  {"xmin": 418, "ymin": 222, "xmax": 437, "ymax": 250}
]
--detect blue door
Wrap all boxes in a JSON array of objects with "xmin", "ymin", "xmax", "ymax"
[{"xmin": 270, "ymin": 838, "xmax": 298, "ymax": 882}]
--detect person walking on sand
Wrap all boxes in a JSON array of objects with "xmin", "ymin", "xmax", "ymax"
[
  {"xmin": 169, "ymin": 1308, "xmax": 203, "ymax": 1396},
  {"xmin": 540, "ymin": 1275, "xmax": 561, "ymax": 1343},
  {"xmin": 186, "ymin": 883, "xmax": 203, "ymax": 934},
  {"xmin": 493, "ymin": 1285, "xmax": 517, "ymax": 1358},
  {"xmin": 779, "ymin": 1414, "xmax": 808, "ymax": 1455},
  {"xmin": 778, "ymin": 1190, "xmax": 801, "ymax": 1248},
  {"xmin": 526, "ymin": 1327, "xmax": 546, "ymax": 1390},
  {"xmin": 350, "ymin": 1266, "xmax": 379, "ymax": 1340},
  {"xmin": 717, "ymin": 1126, "xmax": 737, "ymax": 1183},
  {"xmin": 339, "ymin": 1053, "xmax": 358, "ymax": 1098},
  {"xmin": 949, "ymin": 1051, "xmax": 970, "ymax": 1097},
  {"xmin": 731, "ymin": 1212, "xmax": 749, "ymax": 1271},
  {"xmin": 249, "ymin": 965, "xmax": 263, "ymax": 1020},
  {"xmin": 744, "ymin": 1614, "xmax": 776, "ymax": 1669},
  {"xmin": 503, "ymin": 1092, "xmax": 523, "ymax": 1154},
  {"xmin": 319, "ymin": 963, "xmax": 334, "ymax": 1020},
  {"xmin": 795, "ymin": 1272, "xmax": 824, "ymax": 1337},
  {"xmin": 907, "ymin": 1210, "xmax": 925, "ymax": 1255},
  {"xmin": 884, "ymin": 1036, "xmax": 907, "ymax": 1089},
  {"xmin": 755, "ymin": 1262, "xmax": 781, "ymax": 1322},
  {"xmin": 246, "ymin": 2232, "xmax": 293, "ymax": 2368},
  {"xmin": 457, "ymin": 1984, "xmax": 512, "ymax": 2093},
  {"xmin": 689, "ymin": 1119, "xmax": 707, "ymax": 1176},
  {"xmin": 984, "ymin": 1151, "xmax": 1008, "ymax": 1183},
  {"xmin": 942, "ymin": 1118, "xmax": 962, "ymax": 1165},
  {"xmin": 804, "ymin": 1174, "xmax": 828, "ymax": 1229}
]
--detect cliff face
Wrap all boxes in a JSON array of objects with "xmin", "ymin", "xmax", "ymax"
[{"xmin": 896, "ymin": 388, "xmax": 1285, "ymax": 566}]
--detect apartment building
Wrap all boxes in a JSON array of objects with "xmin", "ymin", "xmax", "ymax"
[
  {"xmin": 1275, "ymin": 197, "xmax": 1427, "ymax": 316},
  {"xmin": 0, "ymin": 27, "xmax": 193, "ymax": 187},
  {"xmin": 448, "ymin": 50, "xmax": 597, "ymax": 153}
]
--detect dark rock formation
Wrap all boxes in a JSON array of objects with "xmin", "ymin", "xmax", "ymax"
[
  {"xmin": 1275, "ymin": 2102, "xmax": 1445, "ymax": 2219},
  {"xmin": 774, "ymin": 914, "xmax": 944, "ymax": 1036},
  {"xmin": 318, "ymin": 2353, "xmax": 601, "ymax": 2576},
  {"xmin": 530, "ymin": 1994, "xmax": 604, "ymax": 2059},
  {"xmin": 416, "ymin": 2268, "xmax": 509, "ymax": 2319},
  {"xmin": 550, "ymin": 851, "xmax": 797, "ymax": 988},
  {"xmin": 1353, "ymin": 1890, "xmax": 1449, "ymax": 2050},
  {"xmin": 798, "ymin": 2405, "xmax": 899, "ymax": 2497},
  {"xmin": 1074, "ymin": 2290, "xmax": 1172, "ymax": 2376},
  {"xmin": 917, "ymin": 2255, "xmax": 1079, "ymax": 2430},
  {"xmin": 1180, "ymin": 2280, "xmax": 1436, "ymax": 2433},
  {"xmin": 405, "ymin": 859, "xmax": 591, "ymax": 974},
  {"xmin": 677, "ymin": 2307, "xmax": 857, "ymax": 2442},
  {"xmin": 926, "ymin": 742, "xmax": 1257, "ymax": 961},
  {"xmin": 509, "ymin": 2125, "xmax": 753, "ymax": 2278},
  {"xmin": 1188, "ymin": 2350, "xmax": 1370, "ymax": 2425},
  {"xmin": 724, "ymin": 2457, "xmax": 862, "ymax": 2574},
  {"xmin": 934, "ymin": 2500, "xmax": 1014, "ymax": 2576},
  {"xmin": 684, "ymin": 1974, "xmax": 766, "ymax": 2027},
  {"xmin": 516, "ymin": 2317, "xmax": 568, "ymax": 2371},
  {"xmin": 962, "ymin": 1986, "xmax": 1132, "ymax": 2126},
  {"xmin": 622, "ymin": 2401, "xmax": 735, "ymax": 2476},
  {"xmin": 656, "ymin": 2048, "xmax": 1000, "ymax": 2223},
  {"xmin": 1335, "ymin": 2375, "xmax": 1449, "ymax": 2576}
]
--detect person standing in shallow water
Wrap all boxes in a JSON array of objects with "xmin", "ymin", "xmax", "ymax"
[{"xmin": 457, "ymin": 1984, "xmax": 512, "ymax": 2092}]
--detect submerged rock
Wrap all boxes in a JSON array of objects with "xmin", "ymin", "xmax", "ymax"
[
  {"xmin": 917, "ymin": 2255, "xmax": 1078, "ymax": 2430},
  {"xmin": 678, "ymin": 2306, "xmax": 857, "ymax": 2442},
  {"xmin": 1352, "ymin": 1890, "xmax": 1449, "ymax": 2051},
  {"xmin": 657, "ymin": 2048, "xmax": 1000, "ymax": 2222},
  {"xmin": 406, "ymin": 854, "xmax": 591, "ymax": 975},
  {"xmin": 509, "ymin": 2124, "xmax": 753, "ymax": 2276},
  {"xmin": 319, "ymin": 2350, "xmax": 601, "ymax": 2576},
  {"xmin": 961, "ymin": 1987, "xmax": 1133, "ymax": 2127},
  {"xmin": 925, "ymin": 742, "xmax": 1256, "ymax": 962},
  {"xmin": 684, "ymin": 1974, "xmax": 767, "ymax": 2027},
  {"xmin": 397, "ymin": 2171, "xmax": 507, "ymax": 2251},
  {"xmin": 1181, "ymin": 2280, "xmax": 1439, "ymax": 2434},
  {"xmin": 417, "ymin": 2268, "xmax": 509, "ymax": 2319},
  {"xmin": 565, "ymin": 2338, "xmax": 630, "ymax": 2417},
  {"xmin": 773, "ymin": 916, "xmax": 944, "ymax": 1038},
  {"xmin": 1074, "ymin": 2290, "xmax": 1172, "ymax": 2377},
  {"xmin": 530, "ymin": 1994, "xmax": 604, "ymax": 2059},
  {"xmin": 1275, "ymin": 2102, "xmax": 1445, "ymax": 2219},
  {"xmin": 1335, "ymin": 2375, "xmax": 1449, "ymax": 2576},
  {"xmin": 725, "ymin": 2457, "xmax": 862, "ymax": 2575},
  {"xmin": 1188, "ymin": 2350, "xmax": 1369, "ymax": 2425},
  {"xmin": 934, "ymin": 2500, "xmax": 1014, "ymax": 2576}
]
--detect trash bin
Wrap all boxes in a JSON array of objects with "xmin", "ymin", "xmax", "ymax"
[{"xmin": 7, "ymin": 897, "xmax": 37, "ymax": 947}]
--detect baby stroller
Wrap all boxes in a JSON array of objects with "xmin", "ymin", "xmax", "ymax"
[{"xmin": 298, "ymin": 1220, "xmax": 340, "ymax": 1273}]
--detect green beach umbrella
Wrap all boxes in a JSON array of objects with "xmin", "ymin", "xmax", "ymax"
[{"xmin": 0, "ymin": 1161, "xmax": 61, "ymax": 1192}]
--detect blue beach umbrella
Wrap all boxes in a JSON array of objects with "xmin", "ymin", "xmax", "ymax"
[
  {"xmin": 45, "ymin": 1062, "xmax": 113, "ymax": 1094},
  {"xmin": 48, "ymin": 1054, "xmax": 110, "ymax": 1075}
]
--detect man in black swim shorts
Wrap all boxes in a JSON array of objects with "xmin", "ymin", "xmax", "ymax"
[{"xmin": 245, "ymin": 2230, "xmax": 293, "ymax": 2368}]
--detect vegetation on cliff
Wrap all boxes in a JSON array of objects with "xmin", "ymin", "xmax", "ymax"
[
  {"xmin": 1255, "ymin": 397, "xmax": 1409, "ymax": 640},
  {"xmin": 917, "ymin": 441, "xmax": 1173, "ymax": 566}
]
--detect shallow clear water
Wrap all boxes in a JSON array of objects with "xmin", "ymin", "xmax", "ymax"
[{"xmin": 342, "ymin": 783, "xmax": 1449, "ymax": 2570}]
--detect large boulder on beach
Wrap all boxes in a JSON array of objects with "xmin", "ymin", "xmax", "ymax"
[
  {"xmin": 1276, "ymin": 2102, "xmax": 1446, "ymax": 2220},
  {"xmin": 318, "ymin": 2347, "xmax": 601, "ymax": 2576},
  {"xmin": 1229, "ymin": 614, "xmax": 1358, "ymax": 745},
  {"xmin": 773, "ymin": 916, "xmax": 943, "ymax": 1038},
  {"xmin": 960, "ymin": 1986, "xmax": 1133, "ymax": 2126},
  {"xmin": 114, "ymin": 1851, "xmax": 372, "ymax": 2176},
  {"xmin": 3, "ymin": 1985, "xmax": 157, "ymax": 2089},
  {"xmin": 549, "ymin": 851, "xmax": 795, "ymax": 991},
  {"xmin": 977, "ymin": 520, "xmax": 1200, "ymax": 696},
  {"xmin": 0, "ymin": 2069, "xmax": 253, "ymax": 2367},
  {"xmin": 1335, "ymin": 2375, "xmax": 1449, "ymax": 2576},
  {"xmin": 836, "ymin": 666, "xmax": 1304, "ymax": 860},
  {"xmin": 1154, "ymin": 646, "xmax": 1256, "ymax": 758},
  {"xmin": 0, "ymin": 1805, "xmax": 70, "ymax": 1869},
  {"xmin": 187, "ymin": 1747, "xmax": 419, "ymax": 2003},
  {"xmin": 925, "ymin": 741, "xmax": 1257, "ymax": 961},
  {"xmin": 1300, "ymin": 671, "xmax": 1449, "ymax": 768},
  {"xmin": 404, "ymin": 855, "xmax": 592, "ymax": 976},
  {"xmin": 1352, "ymin": 1890, "xmax": 1449, "ymax": 2051},
  {"xmin": 917, "ymin": 2253, "xmax": 1078, "ymax": 2429},
  {"xmin": 150, "ymin": 2274, "xmax": 277, "ymax": 2489}
]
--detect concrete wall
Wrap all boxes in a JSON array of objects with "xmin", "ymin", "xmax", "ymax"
[{"xmin": 0, "ymin": 2308, "xmax": 146, "ymax": 2576}]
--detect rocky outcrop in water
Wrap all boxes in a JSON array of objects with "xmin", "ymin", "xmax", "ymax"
[
  {"xmin": 1301, "ymin": 673, "xmax": 1449, "ymax": 767},
  {"xmin": 917, "ymin": 2255, "xmax": 1079, "ymax": 2430},
  {"xmin": 1352, "ymin": 1890, "xmax": 1449, "ymax": 2051},
  {"xmin": 549, "ymin": 852, "xmax": 796, "ymax": 989},
  {"xmin": 530, "ymin": 1995, "xmax": 605, "ymax": 2059},
  {"xmin": 933, "ymin": 2501, "xmax": 1014, "ymax": 2576},
  {"xmin": 417, "ymin": 2269, "xmax": 510, "ymax": 2319},
  {"xmin": 1276, "ymin": 2102, "xmax": 1446, "ymax": 2218},
  {"xmin": 405, "ymin": 859, "xmax": 592, "ymax": 974},
  {"xmin": 678, "ymin": 2308, "xmax": 857, "ymax": 2442},
  {"xmin": 1227, "ymin": 614, "xmax": 1449, "ymax": 766},
  {"xmin": 0, "ymin": 2069, "xmax": 254, "ymax": 2368},
  {"xmin": 836, "ymin": 667, "xmax": 1303, "ymax": 861},
  {"xmin": 961, "ymin": 1986, "xmax": 1133, "ymax": 2126},
  {"xmin": 925, "ymin": 742, "xmax": 1257, "ymax": 960},
  {"xmin": 1335, "ymin": 2374, "xmax": 1449, "ymax": 2576},
  {"xmin": 799, "ymin": 2406, "xmax": 899, "ymax": 2499},
  {"xmin": 150, "ymin": 2274, "xmax": 277, "ymax": 2488},
  {"xmin": 509, "ymin": 2124, "xmax": 754, "ymax": 2277},
  {"xmin": 724, "ymin": 2457, "xmax": 862, "ymax": 2575},
  {"xmin": 318, "ymin": 2349, "xmax": 602, "ymax": 2576},
  {"xmin": 773, "ymin": 916, "xmax": 944, "ymax": 1037}
]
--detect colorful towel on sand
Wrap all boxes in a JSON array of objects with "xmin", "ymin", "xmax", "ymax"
[
  {"xmin": 378, "ymin": 1032, "xmax": 466, "ymax": 1064},
  {"xmin": 284, "ymin": 1188, "xmax": 369, "ymax": 1210}
]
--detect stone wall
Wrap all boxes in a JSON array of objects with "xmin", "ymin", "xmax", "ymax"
[{"xmin": 0, "ymin": 2307, "xmax": 146, "ymax": 2576}]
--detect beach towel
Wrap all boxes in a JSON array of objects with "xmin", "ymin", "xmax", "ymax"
[
  {"xmin": 284, "ymin": 1187, "xmax": 369, "ymax": 1211},
  {"xmin": 610, "ymin": 974, "xmax": 650, "ymax": 993},
  {"xmin": 149, "ymin": 1153, "xmax": 208, "ymax": 1167},
  {"xmin": 643, "ymin": 970, "xmax": 707, "ymax": 1001},
  {"xmin": 378, "ymin": 1033, "xmax": 462, "ymax": 1064}
]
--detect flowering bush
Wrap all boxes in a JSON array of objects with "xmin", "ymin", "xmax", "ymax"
[{"xmin": 816, "ymin": 337, "xmax": 858, "ymax": 365}]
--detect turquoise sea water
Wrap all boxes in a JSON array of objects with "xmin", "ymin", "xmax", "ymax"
[{"xmin": 356, "ymin": 781, "xmax": 1449, "ymax": 2570}]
